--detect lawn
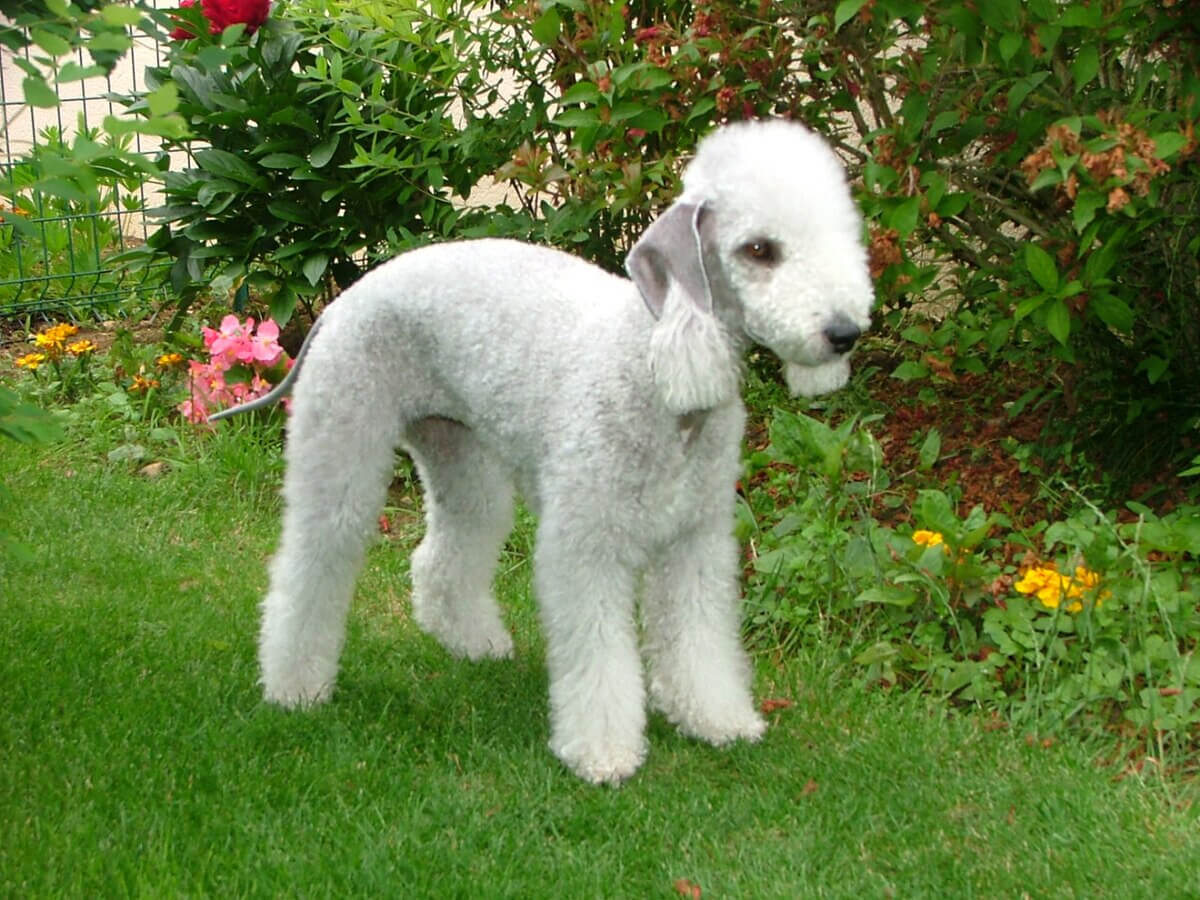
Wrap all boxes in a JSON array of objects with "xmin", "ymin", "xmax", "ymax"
[{"xmin": 2, "ymin": 433, "xmax": 1197, "ymax": 897}]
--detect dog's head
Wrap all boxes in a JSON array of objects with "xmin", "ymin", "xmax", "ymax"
[{"xmin": 627, "ymin": 120, "xmax": 874, "ymax": 408}]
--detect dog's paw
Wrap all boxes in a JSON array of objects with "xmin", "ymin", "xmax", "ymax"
[
  {"xmin": 262, "ymin": 678, "xmax": 333, "ymax": 709},
  {"xmin": 454, "ymin": 627, "xmax": 515, "ymax": 662},
  {"xmin": 677, "ymin": 708, "xmax": 767, "ymax": 747},
  {"xmin": 550, "ymin": 734, "xmax": 648, "ymax": 786},
  {"xmin": 426, "ymin": 621, "xmax": 514, "ymax": 662},
  {"xmin": 412, "ymin": 596, "xmax": 514, "ymax": 661}
]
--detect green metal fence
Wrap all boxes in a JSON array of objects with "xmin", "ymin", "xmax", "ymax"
[{"xmin": 1, "ymin": 17, "xmax": 168, "ymax": 318}]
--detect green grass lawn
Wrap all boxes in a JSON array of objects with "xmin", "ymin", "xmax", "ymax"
[{"xmin": 2, "ymin": 434, "xmax": 1198, "ymax": 897}]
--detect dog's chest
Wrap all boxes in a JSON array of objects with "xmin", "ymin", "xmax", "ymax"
[{"xmin": 624, "ymin": 409, "xmax": 741, "ymax": 542}]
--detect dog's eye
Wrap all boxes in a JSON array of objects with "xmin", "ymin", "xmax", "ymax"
[{"xmin": 741, "ymin": 239, "xmax": 779, "ymax": 265}]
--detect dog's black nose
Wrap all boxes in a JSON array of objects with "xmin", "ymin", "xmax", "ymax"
[{"xmin": 823, "ymin": 318, "xmax": 861, "ymax": 355}]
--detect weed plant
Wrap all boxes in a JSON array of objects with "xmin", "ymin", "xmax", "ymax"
[{"xmin": 742, "ymin": 370, "xmax": 1200, "ymax": 773}]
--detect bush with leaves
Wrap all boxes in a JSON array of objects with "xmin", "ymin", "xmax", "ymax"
[
  {"xmin": 797, "ymin": 0, "xmax": 1199, "ymax": 474},
  {"xmin": 120, "ymin": 0, "xmax": 491, "ymax": 325},
  {"xmin": 456, "ymin": 0, "xmax": 801, "ymax": 271},
  {"xmin": 471, "ymin": 0, "xmax": 1197, "ymax": 471}
]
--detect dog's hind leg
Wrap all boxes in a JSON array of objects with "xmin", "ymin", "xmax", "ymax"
[
  {"xmin": 259, "ymin": 405, "xmax": 401, "ymax": 707},
  {"xmin": 641, "ymin": 526, "xmax": 766, "ymax": 746},
  {"xmin": 404, "ymin": 417, "xmax": 516, "ymax": 660}
]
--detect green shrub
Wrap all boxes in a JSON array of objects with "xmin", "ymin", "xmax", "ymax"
[
  {"xmin": 804, "ymin": 0, "xmax": 1199, "ymax": 472},
  {"xmin": 455, "ymin": 0, "xmax": 799, "ymax": 270},
  {"xmin": 121, "ymin": 0, "xmax": 492, "ymax": 325}
]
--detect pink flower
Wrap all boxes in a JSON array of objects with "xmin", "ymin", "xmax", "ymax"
[
  {"xmin": 178, "ymin": 315, "xmax": 290, "ymax": 423},
  {"xmin": 247, "ymin": 318, "xmax": 283, "ymax": 367}
]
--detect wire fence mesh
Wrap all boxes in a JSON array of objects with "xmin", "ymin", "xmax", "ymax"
[{"xmin": 1, "ymin": 11, "xmax": 170, "ymax": 319}]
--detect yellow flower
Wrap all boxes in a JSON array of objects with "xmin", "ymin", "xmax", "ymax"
[
  {"xmin": 15, "ymin": 352, "xmax": 47, "ymax": 370},
  {"xmin": 157, "ymin": 352, "xmax": 185, "ymax": 369},
  {"xmin": 67, "ymin": 339, "xmax": 97, "ymax": 356},
  {"xmin": 912, "ymin": 529, "xmax": 945, "ymax": 548},
  {"xmin": 33, "ymin": 323, "xmax": 79, "ymax": 359},
  {"xmin": 1015, "ymin": 563, "xmax": 1106, "ymax": 613}
]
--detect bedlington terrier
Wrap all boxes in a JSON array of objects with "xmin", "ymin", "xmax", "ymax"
[{"xmin": 214, "ymin": 119, "xmax": 874, "ymax": 784}]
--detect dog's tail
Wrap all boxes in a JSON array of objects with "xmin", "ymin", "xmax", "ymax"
[{"xmin": 207, "ymin": 316, "xmax": 324, "ymax": 422}]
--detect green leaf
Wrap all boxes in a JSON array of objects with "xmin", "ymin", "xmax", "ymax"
[
  {"xmin": 900, "ymin": 324, "xmax": 932, "ymax": 346},
  {"xmin": 854, "ymin": 587, "xmax": 917, "ymax": 608},
  {"xmin": 302, "ymin": 252, "xmax": 330, "ymax": 286},
  {"xmin": 1059, "ymin": 4, "xmax": 1102, "ymax": 27},
  {"xmin": 1151, "ymin": 132, "xmax": 1188, "ymax": 159},
  {"xmin": 1029, "ymin": 167, "xmax": 1063, "ymax": 192},
  {"xmin": 194, "ymin": 148, "xmax": 260, "ymax": 184},
  {"xmin": 146, "ymin": 82, "xmax": 179, "ymax": 117},
  {"xmin": 87, "ymin": 31, "xmax": 131, "ymax": 54},
  {"xmin": 885, "ymin": 195, "xmax": 921, "ymax": 237},
  {"xmin": 834, "ymin": 0, "xmax": 869, "ymax": 30},
  {"xmin": 259, "ymin": 153, "xmax": 306, "ymax": 169},
  {"xmin": 30, "ymin": 28, "xmax": 72, "ymax": 56},
  {"xmin": 552, "ymin": 108, "xmax": 601, "ymax": 129},
  {"xmin": 560, "ymin": 81, "xmax": 601, "ymax": 105},
  {"xmin": 0, "ymin": 387, "xmax": 64, "ymax": 445},
  {"xmin": 1024, "ymin": 243, "xmax": 1059, "ymax": 293},
  {"xmin": 929, "ymin": 109, "xmax": 960, "ymax": 137},
  {"xmin": 1008, "ymin": 72, "xmax": 1049, "ymax": 111},
  {"xmin": 998, "ymin": 32, "xmax": 1023, "ymax": 62},
  {"xmin": 57, "ymin": 61, "xmax": 108, "ymax": 83},
  {"xmin": 1089, "ymin": 293, "xmax": 1134, "ymax": 333},
  {"xmin": 917, "ymin": 428, "xmax": 942, "ymax": 471},
  {"xmin": 854, "ymin": 641, "xmax": 900, "ymax": 665},
  {"xmin": 685, "ymin": 96, "xmax": 716, "ymax": 124},
  {"xmin": 531, "ymin": 6, "xmax": 562, "ymax": 45},
  {"xmin": 1139, "ymin": 354, "xmax": 1168, "ymax": 384},
  {"xmin": 100, "ymin": 3, "xmax": 143, "ymax": 26},
  {"xmin": 310, "ymin": 136, "xmax": 339, "ymax": 168},
  {"xmin": 1044, "ymin": 299, "xmax": 1071, "ymax": 345},
  {"xmin": 21, "ymin": 76, "xmax": 59, "ymax": 108},
  {"xmin": 266, "ymin": 199, "xmax": 309, "ymax": 223},
  {"xmin": 913, "ymin": 489, "xmax": 959, "ymax": 538},
  {"xmin": 891, "ymin": 360, "xmax": 929, "ymax": 381},
  {"xmin": 1072, "ymin": 192, "xmax": 1105, "ymax": 233},
  {"xmin": 1071, "ymin": 44, "xmax": 1099, "ymax": 88}
]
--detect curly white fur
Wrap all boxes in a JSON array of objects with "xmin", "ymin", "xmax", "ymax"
[{"xmin": 245, "ymin": 119, "xmax": 873, "ymax": 785}]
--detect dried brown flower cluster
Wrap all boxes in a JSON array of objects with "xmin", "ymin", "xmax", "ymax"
[{"xmin": 1020, "ymin": 114, "xmax": 1175, "ymax": 213}]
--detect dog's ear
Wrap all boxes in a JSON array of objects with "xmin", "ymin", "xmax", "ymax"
[
  {"xmin": 625, "ymin": 201, "xmax": 712, "ymax": 319},
  {"xmin": 627, "ymin": 201, "xmax": 739, "ymax": 414}
]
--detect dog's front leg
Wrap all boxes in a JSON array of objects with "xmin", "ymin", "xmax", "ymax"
[
  {"xmin": 641, "ymin": 526, "xmax": 766, "ymax": 746},
  {"xmin": 534, "ymin": 525, "xmax": 647, "ymax": 785}
]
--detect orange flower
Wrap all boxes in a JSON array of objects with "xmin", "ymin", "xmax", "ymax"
[
  {"xmin": 1015, "ymin": 563, "xmax": 1106, "ymax": 613},
  {"xmin": 130, "ymin": 373, "xmax": 161, "ymax": 393},
  {"xmin": 912, "ymin": 529, "xmax": 946, "ymax": 549}
]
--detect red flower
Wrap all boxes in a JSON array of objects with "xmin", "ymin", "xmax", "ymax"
[
  {"xmin": 171, "ymin": 0, "xmax": 270, "ymax": 39},
  {"xmin": 201, "ymin": 0, "xmax": 270, "ymax": 34},
  {"xmin": 169, "ymin": 0, "xmax": 198, "ymax": 40}
]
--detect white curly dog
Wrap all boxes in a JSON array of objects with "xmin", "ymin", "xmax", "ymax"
[{"xmin": 214, "ymin": 119, "xmax": 873, "ymax": 784}]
